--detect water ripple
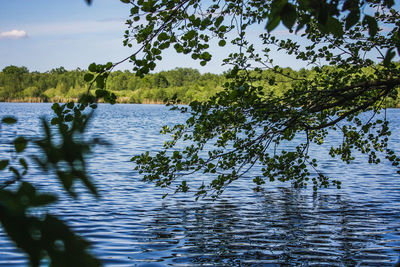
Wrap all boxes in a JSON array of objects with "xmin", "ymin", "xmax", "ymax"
[{"xmin": 1, "ymin": 103, "xmax": 400, "ymax": 266}]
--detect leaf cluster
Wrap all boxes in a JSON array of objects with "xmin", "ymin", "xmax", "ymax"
[
  {"xmin": 0, "ymin": 103, "xmax": 103, "ymax": 266},
  {"xmin": 128, "ymin": 0, "xmax": 400, "ymax": 198}
]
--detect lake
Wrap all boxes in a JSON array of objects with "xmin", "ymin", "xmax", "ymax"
[{"xmin": 1, "ymin": 103, "xmax": 400, "ymax": 266}]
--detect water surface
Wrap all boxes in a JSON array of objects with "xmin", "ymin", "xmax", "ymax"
[{"xmin": 0, "ymin": 103, "xmax": 400, "ymax": 266}]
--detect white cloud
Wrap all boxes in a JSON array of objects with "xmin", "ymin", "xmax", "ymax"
[
  {"xmin": 0, "ymin": 30, "xmax": 28, "ymax": 40},
  {"xmin": 26, "ymin": 20, "xmax": 125, "ymax": 37}
]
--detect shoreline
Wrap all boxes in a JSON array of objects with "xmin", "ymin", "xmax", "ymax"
[
  {"xmin": 0, "ymin": 98, "xmax": 168, "ymax": 105},
  {"xmin": 1, "ymin": 99, "xmax": 398, "ymax": 108}
]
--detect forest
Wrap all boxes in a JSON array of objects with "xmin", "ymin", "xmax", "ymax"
[
  {"xmin": 2, "ymin": 64, "xmax": 399, "ymax": 107},
  {"xmin": 0, "ymin": 65, "xmax": 222, "ymax": 104}
]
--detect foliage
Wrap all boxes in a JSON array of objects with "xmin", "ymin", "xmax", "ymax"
[
  {"xmin": 120, "ymin": 0, "xmax": 400, "ymax": 198},
  {"xmin": 0, "ymin": 1, "xmax": 107, "ymax": 266},
  {"xmin": 0, "ymin": 66, "xmax": 225, "ymax": 104},
  {"xmin": 2, "ymin": 65, "xmax": 400, "ymax": 107},
  {"xmin": 0, "ymin": 67, "xmax": 88, "ymax": 101},
  {"xmin": 0, "ymin": 103, "xmax": 102, "ymax": 266}
]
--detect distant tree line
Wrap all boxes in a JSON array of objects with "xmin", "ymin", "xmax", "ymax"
[
  {"xmin": 0, "ymin": 65, "xmax": 224, "ymax": 104},
  {"xmin": 1, "ymin": 65, "xmax": 399, "ymax": 107}
]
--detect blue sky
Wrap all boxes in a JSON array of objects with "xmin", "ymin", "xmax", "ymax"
[
  {"xmin": 1, "ymin": 1, "xmax": 394, "ymax": 74},
  {"xmin": 0, "ymin": 0, "xmax": 240, "ymax": 73},
  {"xmin": 0, "ymin": 0, "xmax": 300, "ymax": 74},
  {"xmin": 0, "ymin": 0, "xmax": 134, "ymax": 72}
]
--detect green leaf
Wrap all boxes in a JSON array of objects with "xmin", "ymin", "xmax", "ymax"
[
  {"xmin": 105, "ymin": 62, "xmax": 113, "ymax": 70},
  {"xmin": 363, "ymin": 15, "xmax": 378, "ymax": 36},
  {"xmin": 66, "ymin": 102, "xmax": 74, "ymax": 109},
  {"xmin": 14, "ymin": 137, "xmax": 27, "ymax": 153},
  {"xmin": 280, "ymin": 3, "xmax": 297, "ymax": 30},
  {"xmin": 383, "ymin": 48, "xmax": 396, "ymax": 66},
  {"xmin": 0, "ymin": 159, "xmax": 9, "ymax": 170},
  {"xmin": 95, "ymin": 89, "xmax": 108, "ymax": 98},
  {"xmin": 383, "ymin": 0, "xmax": 394, "ymax": 8},
  {"xmin": 9, "ymin": 166, "xmax": 20, "ymax": 177},
  {"xmin": 185, "ymin": 30, "xmax": 197, "ymax": 40},
  {"xmin": 342, "ymin": 0, "xmax": 358, "ymax": 11},
  {"xmin": 32, "ymin": 194, "xmax": 58, "ymax": 206},
  {"xmin": 84, "ymin": 73, "xmax": 94, "ymax": 82},
  {"xmin": 2, "ymin": 117, "xmax": 17, "ymax": 124},
  {"xmin": 214, "ymin": 16, "xmax": 224, "ymax": 27},
  {"xmin": 19, "ymin": 158, "xmax": 28, "ymax": 170},
  {"xmin": 51, "ymin": 117, "xmax": 60, "ymax": 125},
  {"xmin": 218, "ymin": 40, "xmax": 226, "ymax": 47},
  {"xmin": 266, "ymin": 15, "xmax": 281, "ymax": 32},
  {"xmin": 345, "ymin": 10, "xmax": 360, "ymax": 30},
  {"xmin": 295, "ymin": 15, "xmax": 309, "ymax": 33},
  {"xmin": 158, "ymin": 32, "xmax": 169, "ymax": 41},
  {"xmin": 174, "ymin": 43, "xmax": 183, "ymax": 53},
  {"xmin": 65, "ymin": 114, "xmax": 73, "ymax": 122},
  {"xmin": 317, "ymin": 6, "xmax": 328, "ymax": 25},
  {"xmin": 326, "ymin": 17, "xmax": 344, "ymax": 37},
  {"xmin": 18, "ymin": 181, "xmax": 36, "ymax": 198},
  {"xmin": 88, "ymin": 63, "xmax": 97, "ymax": 72},
  {"xmin": 121, "ymin": 0, "xmax": 130, "ymax": 4},
  {"xmin": 201, "ymin": 52, "xmax": 212, "ymax": 61},
  {"xmin": 96, "ymin": 76, "xmax": 105, "ymax": 89}
]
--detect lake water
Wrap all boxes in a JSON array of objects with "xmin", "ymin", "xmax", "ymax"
[{"xmin": 1, "ymin": 103, "xmax": 400, "ymax": 266}]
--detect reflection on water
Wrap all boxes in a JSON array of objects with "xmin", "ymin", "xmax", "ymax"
[
  {"xmin": 0, "ymin": 103, "xmax": 400, "ymax": 266},
  {"xmin": 129, "ymin": 188, "xmax": 399, "ymax": 266}
]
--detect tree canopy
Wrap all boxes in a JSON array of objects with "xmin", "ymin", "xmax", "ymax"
[
  {"xmin": 118, "ymin": 0, "xmax": 400, "ymax": 198},
  {"xmin": 1, "ymin": 0, "xmax": 400, "ymax": 265},
  {"xmin": 5, "ymin": 65, "xmax": 399, "ymax": 107},
  {"xmin": 0, "ymin": 67, "xmax": 225, "ymax": 104},
  {"xmin": 73, "ymin": 0, "xmax": 400, "ymax": 198}
]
